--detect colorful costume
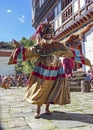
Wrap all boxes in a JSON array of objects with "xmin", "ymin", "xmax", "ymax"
[
  {"xmin": 9, "ymin": 40, "xmax": 73, "ymax": 105},
  {"xmin": 63, "ymin": 58, "xmax": 74, "ymax": 78},
  {"xmin": 8, "ymin": 22, "xmax": 91, "ymax": 117}
]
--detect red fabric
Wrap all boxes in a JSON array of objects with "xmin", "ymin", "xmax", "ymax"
[
  {"xmin": 13, "ymin": 48, "xmax": 20, "ymax": 64},
  {"xmin": 63, "ymin": 58, "xmax": 74, "ymax": 78},
  {"xmin": 22, "ymin": 48, "xmax": 26, "ymax": 61},
  {"xmin": 13, "ymin": 47, "xmax": 26, "ymax": 64},
  {"xmin": 70, "ymin": 48, "xmax": 87, "ymax": 66},
  {"xmin": 38, "ymin": 62, "xmax": 59, "ymax": 70},
  {"xmin": 32, "ymin": 71, "xmax": 65, "ymax": 80},
  {"xmin": 36, "ymin": 23, "xmax": 45, "ymax": 34},
  {"xmin": 81, "ymin": 57, "xmax": 86, "ymax": 65}
]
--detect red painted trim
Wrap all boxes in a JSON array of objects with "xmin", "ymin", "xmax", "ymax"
[{"xmin": 0, "ymin": 51, "xmax": 12, "ymax": 57}]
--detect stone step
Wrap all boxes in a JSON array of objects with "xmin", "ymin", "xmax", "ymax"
[{"xmin": 68, "ymin": 71, "xmax": 87, "ymax": 92}]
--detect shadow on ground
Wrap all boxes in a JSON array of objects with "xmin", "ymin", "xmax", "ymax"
[{"xmin": 40, "ymin": 110, "xmax": 93, "ymax": 124}]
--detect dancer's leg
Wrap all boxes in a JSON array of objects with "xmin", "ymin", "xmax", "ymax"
[
  {"xmin": 45, "ymin": 103, "xmax": 51, "ymax": 115},
  {"xmin": 34, "ymin": 105, "xmax": 41, "ymax": 118}
]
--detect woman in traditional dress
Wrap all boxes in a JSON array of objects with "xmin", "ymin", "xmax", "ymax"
[{"xmin": 8, "ymin": 22, "xmax": 91, "ymax": 118}]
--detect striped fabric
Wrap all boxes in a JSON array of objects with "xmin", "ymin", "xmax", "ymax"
[
  {"xmin": 32, "ymin": 62, "xmax": 65, "ymax": 80},
  {"xmin": 9, "ymin": 44, "xmax": 91, "ymax": 67},
  {"xmin": 13, "ymin": 46, "xmax": 26, "ymax": 64},
  {"xmin": 71, "ymin": 48, "xmax": 91, "ymax": 66}
]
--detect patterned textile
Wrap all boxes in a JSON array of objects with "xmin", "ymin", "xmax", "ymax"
[
  {"xmin": 71, "ymin": 48, "xmax": 91, "ymax": 66},
  {"xmin": 8, "ymin": 41, "xmax": 73, "ymax": 64},
  {"xmin": 32, "ymin": 62, "xmax": 65, "ymax": 80},
  {"xmin": 8, "ymin": 46, "xmax": 26, "ymax": 64},
  {"xmin": 35, "ymin": 41, "xmax": 72, "ymax": 57},
  {"xmin": 14, "ymin": 46, "xmax": 26, "ymax": 64},
  {"xmin": 36, "ymin": 22, "xmax": 54, "ymax": 36},
  {"xmin": 24, "ymin": 56, "xmax": 70, "ymax": 105},
  {"xmin": 63, "ymin": 58, "xmax": 74, "ymax": 78},
  {"xmin": 8, "ymin": 42, "xmax": 91, "ymax": 67},
  {"xmin": 8, "ymin": 40, "xmax": 91, "ymax": 106}
]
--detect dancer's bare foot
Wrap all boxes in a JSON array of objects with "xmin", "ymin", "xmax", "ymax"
[
  {"xmin": 34, "ymin": 105, "xmax": 41, "ymax": 119},
  {"xmin": 34, "ymin": 113, "xmax": 40, "ymax": 118}
]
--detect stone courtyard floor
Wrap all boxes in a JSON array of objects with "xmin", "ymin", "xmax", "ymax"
[{"xmin": 0, "ymin": 87, "xmax": 93, "ymax": 130}]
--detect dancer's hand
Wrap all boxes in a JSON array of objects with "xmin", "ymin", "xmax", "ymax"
[{"xmin": 12, "ymin": 39, "xmax": 21, "ymax": 48}]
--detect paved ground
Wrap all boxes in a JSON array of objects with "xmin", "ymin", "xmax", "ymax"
[{"xmin": 0, "ymin": 87, "xmax": 93, "ymax": 130}]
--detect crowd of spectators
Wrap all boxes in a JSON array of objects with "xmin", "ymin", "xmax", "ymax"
[{"xmin": 0, "ymin": 74, "xmax": 29, "ymax": 89}]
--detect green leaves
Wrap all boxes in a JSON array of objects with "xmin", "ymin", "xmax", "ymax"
[{"xmin": 15, "ymin": 37, "xmax": 36, "ymax": 74}]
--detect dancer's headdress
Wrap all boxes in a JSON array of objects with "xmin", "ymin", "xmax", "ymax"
[{"xmin": 36, "ymin": 22, "xmax": 54, "ymax": 39}]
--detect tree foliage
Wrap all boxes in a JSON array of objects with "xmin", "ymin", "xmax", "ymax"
[
  {"xmin": 20, "ymin": 37, "xmax": 35, "ymax": 47},
  {"xmin": 15, "ymin": 37, "xmax": 36, "ymax": 74},
  {"xmin": 0, "ymin": 37, "xmax": 36, "ymax": 74}
]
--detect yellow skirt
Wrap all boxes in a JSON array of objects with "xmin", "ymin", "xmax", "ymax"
[{"xmin": 24, "ymin": 75, "xmax": 70, "ymax": 106}]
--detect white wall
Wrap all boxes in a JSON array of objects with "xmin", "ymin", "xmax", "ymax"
[
  {"xmin": 83, "ymin": 26, "xmax": 93, "ymax": 72},
  {"xmin": 0, "ymin": 50, "xmax": 15, "ymax": 76}
]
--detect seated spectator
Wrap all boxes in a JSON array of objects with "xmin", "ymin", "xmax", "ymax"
[
  {"xmin": 85, "ymin": 70, "xmax": 91, "ymax": 81},
  {"xmin": 85, "ymin": 66, "xmax": 93, "ymax": 86},
  {"xmin": 90, "ymin": 65, "xmax": 93, "ymax": 86},
  {"xmin": 1, "ymin": 76, "xmax": 12, "ymax": 89}
]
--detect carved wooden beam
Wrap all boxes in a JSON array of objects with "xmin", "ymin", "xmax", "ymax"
[{"xmin": 82, "ymin": 22, "xmax": 93, "ymax": 34}]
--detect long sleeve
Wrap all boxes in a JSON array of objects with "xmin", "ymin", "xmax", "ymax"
[
  {"xmin": 71, "ymin": 48, "xmax": 91, "ymax": 67},
  {"xmin": 8, "ymin": 41, "xmax": 91, "ymax": 67},
  {"xmin": 34, "ymin": 40, "xmax": 74, "ymax": 58},
  {"xmin": 8, "ymin": 46, "xmax": 40, "ymax": 65}
]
